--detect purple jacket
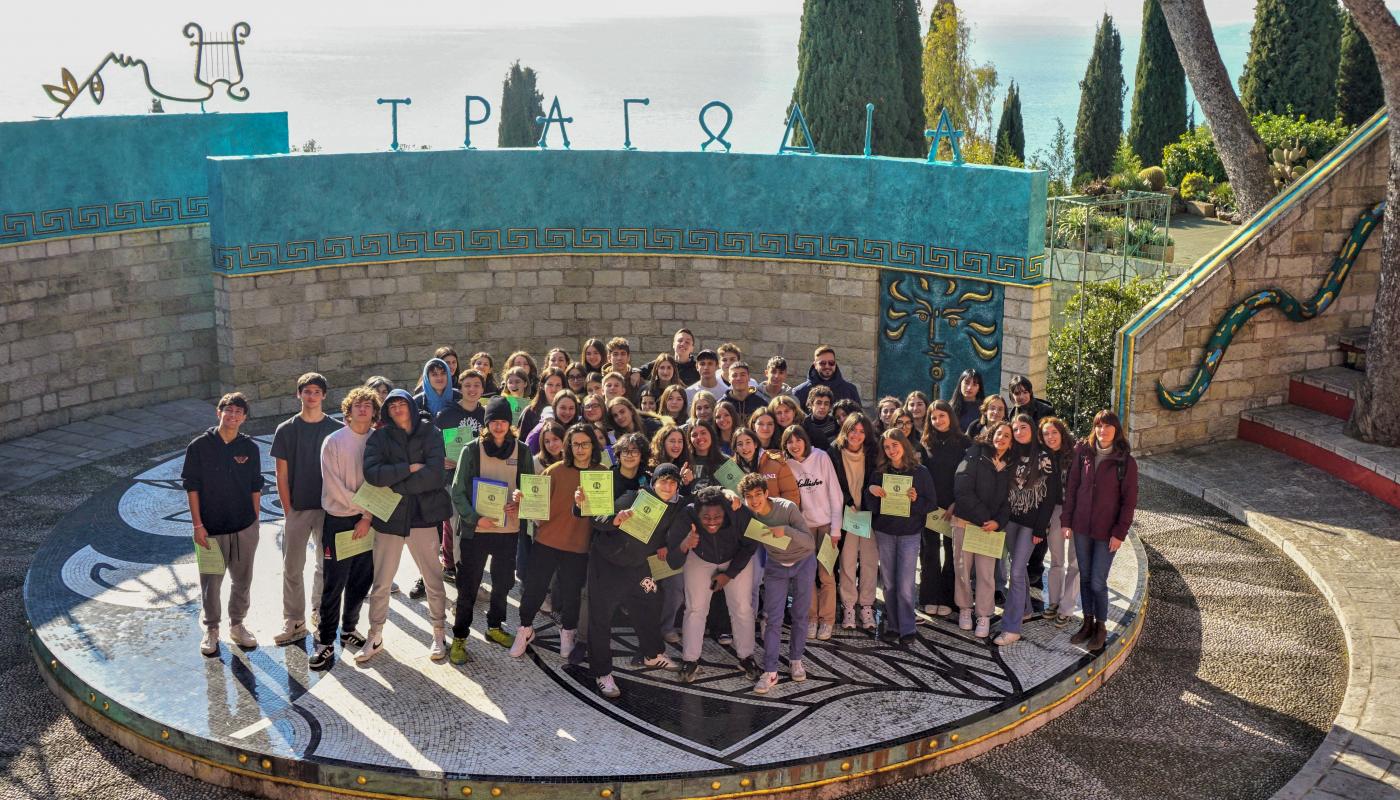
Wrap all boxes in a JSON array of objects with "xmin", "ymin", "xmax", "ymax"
[{"xmin": 1061, "ymin": 442, "xmax": 1138, "ymax": 542}]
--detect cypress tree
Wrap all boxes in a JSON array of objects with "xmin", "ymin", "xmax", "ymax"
[
  {"xmin": 1337, "ymin": 10, "xmax": 1384, "ymax": 126},
  {"xmin": 791, "ymin": 0, "xmax": 906, "ymax": 155},
  {"xmin": 498, "ymin": 61, "xmax": 545, "ymax": 148},
  {"xmin": 892, "ymin": 0, "xmax": 928, "ymax": 157},
  {"xmin": 1074, "ymin": 14, "xmax": 1124, "ymax": 181},
  {"xmin": 994, "ymin": 81, "xmax": 1025, "ymax": 164},
  {"xmin": 1127, "ymin": 0, "xmax": 1186, "ymax": 167},
  {"xmin": 1240, "ymin": 0, "xmax": 1341, "ymax": 120}
]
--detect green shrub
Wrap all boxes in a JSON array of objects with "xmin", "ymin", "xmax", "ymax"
[
  {"xmin": 1047, "ymin": 275, "xmax": 1169, "ymax": 435},
  {"xmin": 1053, "ymin": 205, "xmax": 1107, "ymax": 247},
  {"xmin": 1162, "ymin": 126, "xmax": 1225, "ymax": 186},
  {"xmin": 1108, "ymin": 171, "xmax": 1150, "ymax": 192},
  {"xmin": 1162, "ymin": 113, "xmax": 1353, "ymax": 188},
  {"xmin": 1111, "ymin": 136, "xmax": 1144, "ymax": 176},
  {"xmin": 1209, "ymin": 181, "xmax": 1236, "ymax": 211},
  {"xmin": 1180, "ymin": 171, "xmax": 1213, "ymax": 201},
  {"xmin": 1138, "ymin": 165, "xmax": 1167, "ymax": 190}
]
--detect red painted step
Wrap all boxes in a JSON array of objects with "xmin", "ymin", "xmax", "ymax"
[
  {"xmin": 1238, "ymin": 404, "xmax": 1400, "ymax": 511},
  {"xmin": 1287, "ymin": 366, "xmax": 1360, "ymax": 421}
]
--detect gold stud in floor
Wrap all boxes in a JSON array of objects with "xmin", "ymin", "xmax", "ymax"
[
  {"xmin": 260, "ymin": 759, "xmax": 271, "ymax": 769},
  {"xmin": 840, "ymin": 762, "xmax": 852, "ymax": 771},
  {"xmin": 490, "ymin": 788, "xmax": 502, "ymax": 797},
  {"xmin": 1019, "ymin": 705, "xmax": 1028, "ymax": 714},
  {"xmin": 599, "ymin": 790, "xmax": 613, "ymax": 798},
  {"xmin": 460, "ymin": 787, "xmax": 472, "ymax": 796},
  {"xmin": 160, "ymin": 730, "xmax": 169, "ymax": 740},
  {"xmin": 740, "ymin": 778, "xmax": 752, "ymax": 787},
  {"xmin": 237, "ymin": 754, "xmax": 248, "ymax": 764},
  {"xmin": 356, "ymin": 776, "xmax": 367, "ymax": 785},
  {"xmin": 711, "ymin": 782, "xmax": 722, "ymax": 790},
  {"xmin": 950, "ymin": 733, "xmax": 960, "ymax": 742}
]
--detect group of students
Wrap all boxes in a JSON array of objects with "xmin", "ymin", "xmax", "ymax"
[{"xmin": 183, "ymin": 328, "xmax": 1138, "ymax": 699}]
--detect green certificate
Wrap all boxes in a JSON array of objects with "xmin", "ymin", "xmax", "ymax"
[
  {"xmin": 744, "ymin": 518, "xmax": 790, "ymax": 551},
  {"xmin": 507, "ymin": 395, "xmax": 527, "ymax": 425},
  {"xmin": 881, "ymin": 473, "xmax": 913, "ymax": 517},
  {"xmin": 580, "ymin": 470, "xmax": 614, "ymax": 516},
  {"xmin": 816, "ymin": 532, "xmax": 838, "ymax": 574},
  {"xmin": 194, "ymin": 538, "xmax": 225, "ymax": 575},
  {"xmin": 926, "ymin": 510, "xmax": 952, "ymax": 535},
  {"xmin": 335, "ymin": 528, "xmax": 376, "ymax": 560},
  {"xmin": 443, "ymin": 424, "xmax": 474, "ymax": 462},
  {"xmin": 714, "ymin": 458, "xmax": 745, "ymax": 491},
  {"xmin": 352, "ymin": 482, "xmax": 402, "ymax": 523},
  {"xmin": 962, "ymin": 525, "xmax": 1007, "ymax": 559},
  {"xmin": 620, "ymin": 490, "xmax": 668, "ymax": 543},
  {"xmin": 473, "ymin": 478, "xmax": 509, "ymax": 521},
  {"xmin": 842, "ymin": 508, "xmax": 872, "ymax": 538},
  {"xmin": 648, "ymin": 554, "xmax": 683, "ymax": 581},
  {"xmin": 518, "ymin": 474, "xmax": 551, "ymax": 521}
]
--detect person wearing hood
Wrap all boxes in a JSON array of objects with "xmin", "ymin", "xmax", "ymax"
[
  {"xmin": 447, "ymin": 396, "xmax": 533, "ymax": 664},
  {"xmin": 358, "ymin": 390, "xmax": 454, "ymax": 663},
  {"xmin": 184, "ymin": 392, "xmax": 265, "ymax": 657},
  {"xmin": 414, "ymin": 358, "xmax": 462, "ymax": 421},
  {"xmin": 585, "ymin": 462, "xmax": 687, "ymax": 699},
  {"xmin": 793, "ymin": 345, "xmax": 862, "ymax": 409}
]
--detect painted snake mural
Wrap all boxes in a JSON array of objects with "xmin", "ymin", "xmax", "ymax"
[{"xmin": 1157, "ymin": 201, "xmax": 1385, "ymax": 410}]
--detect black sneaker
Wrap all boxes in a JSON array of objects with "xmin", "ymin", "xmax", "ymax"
[
  {"xmin": 739, "ymin": 656, "xmax": 761, "ymax": 682},
  {"xmin": 878, "ymin": 629, "xmax": 901, "ymax": 645},
  {"xmin": 442, "ymin": 567, "xmax": 457, "ymax": 586},
  {"xmin": 409, "ymin": 578, "xmax": 426, "ymax": 599},
  {"xmin": 899, "ymin": 633, "xmax": 918, "ymax": 647},
  {"xmin": 340, "ymin": 630, "xmax": 367, "ymax": 648},
  {"xmin": 678, "ymin": 660, "xmax": 700, "ymax": 683},
  {"xmin": 309, "ymin": 644, "xmax": 335, "ymax": 671}
]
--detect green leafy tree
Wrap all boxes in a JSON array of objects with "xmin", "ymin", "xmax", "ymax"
[
  {"xmin": 1047, "ymin": 275, "xmax": 1168, "ymax": 435},
  {"xmin": 790, "ymin": 0, "xmax": 909, "ymax": 154},
  {"xmin": 1240, "ymin": 0, "xmax": 1341, "ymax": 120},
  {"xmin": 891, "ymin": 0, "xmax": 928, "ymax": 157},
  {"xmin": 1029, "ymin": 117, "xmax": 1074, "ymax": 194},
  {"xmin": 498, "ymin": 61, "xmax": 545, "ymax": 148},
  {"xmin": 1074, "ymin": 14, "xmax": 1125, "ymax": 181},
  {"xmin": 922, "ymin": 0, "xmax": 999, "ymax": 158},
  {"xmin": 1127, "ymin": 0, "xmax": 1186, "ymax": 167},
  {"xmin": 1337, "ymin": 10, "xmax": 1384, "ymax": 125},
  {"xmin": 994, "ymin": 81, "xmax": 1025, "ymax": 165}
]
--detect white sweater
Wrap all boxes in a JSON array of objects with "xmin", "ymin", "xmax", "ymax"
[
  {"xmin": 785, "ymin": 447, "xmax": 844, "ymax": 530},
  {"xmin": 320, "ymin": 425, "xmax": 373, "ymax": 518}
]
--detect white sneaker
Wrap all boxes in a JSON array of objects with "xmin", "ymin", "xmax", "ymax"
[
  {"xmin": 509, "ymin": 626, "xmax": 535, "ymax": 658},
  {"xmin": 790, "ymin": 660, "xmax": 807, "ymax": 682},
  {"xmin": 859, "ymin": 606, "xmax": 876, "ymax": 631},
  {"xmin": 993, "ymin": 631, "xmax": 1021, "ymax": 646},
  {"xmin": 273, "ymin": 620, "xmax": 308, "ymax": 645},
  {"xmin": 430, "ymin": 630, "xmax": 447, "ymax": 661},
  {"xmin": 596, "ymin": 674, "xmax": 621, "ymax": 698},
  {"xmin": 753, "ymin": 671, "xmax": 779, "ymax": 694},
  {"xmin": 807, "ymin": 621, "xmax": 818, "ymax": 639},
  {"xmin": 228, "ymin": 624, "xmax": 257, "ymax": 649},
  {"xmin": 959, "ymin": 609, "xmax": 973, "ymax": 631},
  {"xmin": 200, "ymin": 627, "xmax": 219, "ymax": 656},
  {"xmin": 841, "ymin": 606, "xmax": 857, "ymax": 630},
  {"xmin": 390, "ymin": 582, "xmax": 400, "ymax": 595},
  {"xmin": 936, "ymin": 605, "xmax": 954, "ymax": 617},
  {"xmin": 559, "ymin": 628, "xmax": 577, "ymax": 659},
  {"xmin": 355, "ymin": 635, "xmax": 385, "ymax": 664},
  {"xmin": 816, "ymin": 621, "xmax": 834, "ymax": 640},
  {"xmin": 663, "ymin": 630, "xmax": 681, "ymax": 644},
  {"xmin": 922, "ymin": 604, "xmax": 937, "ymax": 615},
  {"xmin": 974, "ymin": 616, "xmax": 990, "ymax": 639},
  {"xmin": 638, "ymin": 653, "xmax": 680, "ymax": 671},
  {"xmin": 540, "ymin": 595, "xmax": 554, "ymax": 614}
]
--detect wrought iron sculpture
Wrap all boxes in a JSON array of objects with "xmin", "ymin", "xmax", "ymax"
[
  {"xmin": 1156, "ymin": 201, "xmax": 1385, "ymax": 410},
  {"xmin": 43, "ymin": 22, "xmax": 252, "ymax": 118}
]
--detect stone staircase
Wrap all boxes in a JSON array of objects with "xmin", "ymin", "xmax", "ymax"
[{"xmin": 1236, "ymin": 332, "xmax": 1400, "ymax": 511}]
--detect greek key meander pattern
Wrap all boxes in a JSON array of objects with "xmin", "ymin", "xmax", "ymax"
[
  {"xmin": 1, "ymin": 197, "xmax": 209, "ymax": 245},
  {"xmin": 212, "ymin": 227, "xmax": 1048, "ymax": 283}
]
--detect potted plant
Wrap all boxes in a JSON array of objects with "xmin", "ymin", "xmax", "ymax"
[
  {"xmin": 1179, "ymin": 172, "xmax": 1215, "ymax": 217},
  {"xmin": 1127, "ymin": 219, "xmax": 1175, "ymax": 262}
]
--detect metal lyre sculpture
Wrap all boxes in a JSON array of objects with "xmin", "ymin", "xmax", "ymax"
[{"xmin": 43, "ymin": 22, "xmax": 252, "ymax": 118}]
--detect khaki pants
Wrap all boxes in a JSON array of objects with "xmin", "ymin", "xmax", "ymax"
[
  {"xmin": 838, "ymin": 530, "xmax": 879, "ymax": 610},
  {"xmin": 281, "ymin": 507, "xmax": 325, "ymax": 624},
  {"xmin": 681, "ymin": 551, "xmax": 755, "ymax": 662},
  {"xmin": 953, "ymin": 523, "xmax": 997, "ymax": 619},
  {"xmin": 367, "ymin": 527, "xmax": 446, "ymax": 636},
  {"xmin": 807, "ymin": 525, "xmax": 837, "ymax": 625},
  {"xmin": 200, "ymin": 522, "xmax": 259, "ymax": 628}
]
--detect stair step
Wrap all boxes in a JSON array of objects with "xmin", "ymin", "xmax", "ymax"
[
  {"xmin": 1339, "ymin": 327, "xmax": 1370, "ymax": 352},
  {"xmin": 1288, "ymin": 366, "xmax": 1361, "ymax": 420},
  {"xmin": 1238, "ymin": 404, "xmax": 1400, "ymax": 510}
]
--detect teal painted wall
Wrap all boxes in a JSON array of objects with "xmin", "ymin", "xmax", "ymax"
[
  {"xmin": 0, "ymin": 113, "xmax": 288, "ymax": 246},
  {"xmin": 206, "ymin": 149, "xmax": 1048, "ymax": 284},
  {"xmin": 877, "ymin": 274, "xmax": 1005, "ymax": 401}
]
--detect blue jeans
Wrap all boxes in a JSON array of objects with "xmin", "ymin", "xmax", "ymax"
[
  {"xmin": 875, "ymin": 531, "xmax": 921, "ymax": 637},
  {"xmin": 1073, "ymin": 535, "xmax": 1117, "ymax": 620},
  {"xmin": 761, "ymin": 556, "xmax": 817, "ymax": 672},
  {"xmin": 1001, "ymin": 523, "xmax": 1038, "ymax": 634},
  {"xmin": 750, "ymin": 545, "xmax": 768, "ymax": 617}
]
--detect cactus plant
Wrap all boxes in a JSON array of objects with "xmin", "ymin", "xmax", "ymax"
[
  {"xmin": 1269, "ymin": 139, "xmax": 1316, "ymax": 190},
  {"xmin": 1138, "ymin": 165, "xmax": 1167, "ymax": 191}
]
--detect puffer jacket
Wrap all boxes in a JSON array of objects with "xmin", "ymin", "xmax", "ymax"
[{"xmin": 363, "ymin": 389, "xmax": 453, "ymax": 535}]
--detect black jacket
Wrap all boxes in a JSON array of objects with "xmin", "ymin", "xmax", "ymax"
[
  {"xmin": 591, "ymin": 490, "xmax": 687, "ymax": 579},
  {"xmin": 803, "ymin": 415, "xmax": 839, "ymax": 452},
  {"xmin": 364, "ymin": 390, "xmax": 453, "ymax": 535},
  {"xmin": 952, "ymin": 443, "xmax": 1011, "ymax": 531},
  {"xmin": 864, "ymin": 465, "xmax": 938, "ymax": 536},
  {"xmin": 665, "ymin": 501, "xmax": 757, "ymax": 577},
  {"xmin": 794, "ymin": 364, "xmax": 862, "ymax": 408},
  {"xmin": 1007, "ymin": 445, "xmax": 1057, "ymax": 536},
  {"xmin": 722, "ymin": 389, "xmax": 767, "ymax": 419},
  {"xmin": 1012, "ymin": 396, "xmax": 1055, "ymax": 423},
  {"xmin": 181, "ymin": 428, "xmax": 265, "ymax": 536},
  {"xmin": 923, "ymin": 433, "xmax": 969, "ymax": 511}
]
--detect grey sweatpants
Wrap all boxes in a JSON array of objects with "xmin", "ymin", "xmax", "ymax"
[
  {"xmin": 681, "ymin": 551, "xmax": 756, "ymax": 662},
  {"xmin": 200, "ymin": 522, "xmax": 260, "ymax": 628},
  {"xmin": 281, "ymin": 507, "xmax": 326, "ymax": 624},
  {"xmin": 366, "ymin": 526, "xmax": 446, "ymax": 637}
]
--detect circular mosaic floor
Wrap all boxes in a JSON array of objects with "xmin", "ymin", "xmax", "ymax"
[{"xmin": 25, "ymin": 434, "xmax": 1146, "ymax": 799}]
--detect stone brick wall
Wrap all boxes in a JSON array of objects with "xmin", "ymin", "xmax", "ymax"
[
  {"xmin": 0, "ymin": 226, "xmax": 217, "ymax": 442},
  {"xmin": 214, "ymin": 256, "xmax": 883, "ymax": 417},
  {"xmin": 1121, "ymin": 130, "xmax": 1386, "ymax": 453},
  {"xmin": 1003, "ymin": 282, "xmax": 1051, "ymax": 394}
]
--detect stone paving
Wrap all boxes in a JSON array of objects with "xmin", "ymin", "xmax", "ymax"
[
  {"xmin": 1143, "ymin": 440, "xmax": 1400, "ymax": 800},
  {"xmin": 0, "ymin": 411, "xmax": 1350, "ymax": 800}
]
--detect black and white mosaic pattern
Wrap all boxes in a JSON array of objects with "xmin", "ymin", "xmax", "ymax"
[{"xmin": 26, "ymin": 441, "xmax": 1142, "ymax": 779}]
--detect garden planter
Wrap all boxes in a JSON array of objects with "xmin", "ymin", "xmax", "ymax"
[
  {"xmin": 1184, "ymin": 200, "xmax": 1215, "ymax": 217},
  {"xmin": 1141, "ymin": 244, "xmax": 1175, "ymax": 262}
]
